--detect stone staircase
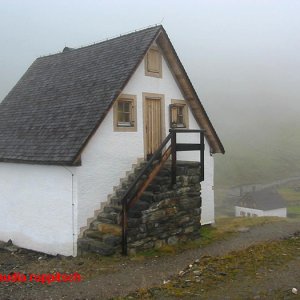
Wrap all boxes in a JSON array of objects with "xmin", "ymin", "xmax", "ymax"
[{"xmin": 78, "ymin": 161, "xmax": 201, "ymax": 256}]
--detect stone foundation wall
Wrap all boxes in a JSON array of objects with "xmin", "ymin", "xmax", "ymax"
[
  {"xmin": 78, "ymin": 161, "xmax": 202, "ymax": 256},
  {"xmin": 127, "ymin": 162, "xmax": 201, "ymax": 254}
]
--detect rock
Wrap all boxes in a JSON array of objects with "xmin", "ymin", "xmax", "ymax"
[
  {"xmin": 103, "ymin": 235, "xmax": 121, "ymax": 247},
  {"xmin": 154, "ymin": 240, "xmax": 165, "ymax": 249},
  {"xmin": 184, "ymin": 226, "xmax": 194, "ymax": 234},
  {"xmin": 0, "ymin": 241, "xmax": 7, "ymax": 250},
  {"xmin": 237, "ymin": 227, "xmax": 250, "ymax": 233},
  {"xmin": 193, "ymin": 270, "xmax": 201, "ymax": 276},
  {"xmin": 167, "ymin": 236, "xmax": 178, "ymax": 245},
  {"xmin": 145, "ymin": 210, "xmax": 166, "ymax": 222},
  {"xmin": 97, "ymin": 212, "xmax": 119, "ymax": 223},
  {"xmin": 127, "ymin": 218, "xmax": 140, "ymax": 228},
  {"xmin": 139, "ymin": 224, "xmax": 147, "ymax": 233},
  {"xmin": 85, "ymin": 230, "xmax": 104, "ymax": 240},
  {"xmin": 165, "ymin": 207, "xmax": 178, "ymax": 216},
  {"xmin": 103, "ymin": 206, "xmax": 121, "ymax": 214},
  {"xmin": 143, "ymin": 241, "xmax": 154, "ymax": 249},
  {"xmin": 129, "ymin": 240, "xmax": 144, "ymax": 248},
  {"xmin": 178, "ymin": 216, "xmax": 190, "ymax": 225},
  {"xmin": 88, "ymin": 240, "xmax": 116, "ymax": 256},
  {"xmin": 5, "ymin": 244, "xmax": 19, "ymax": 253},
  {"xmin": 97, "ymin": 223, "xmax": 122, "ymax": 236}
]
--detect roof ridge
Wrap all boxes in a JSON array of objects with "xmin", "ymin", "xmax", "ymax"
[{"xmin": 37, "ymin": 24, "xmax": 163, "ymax": 59}]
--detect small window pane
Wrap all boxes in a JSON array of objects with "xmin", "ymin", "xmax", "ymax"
[
  {"xmin": 117, "ymin": 100, "xmax": 133, "ymax": 127},
  {"xmin": 170, "ymin": 104, "xmax": 186, "ymax": 128},
  {"xmin": 123, "ymin": 102, "xmax": 131, "ymax": 113}
]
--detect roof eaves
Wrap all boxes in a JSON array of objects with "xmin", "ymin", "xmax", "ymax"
[
  {"xmin": 156, "ymin": 28, "xmax": 225, "ymax": 154},
  {"xmin": 0, "ymin": 157, "xmax": 81, "ymax": 166}
]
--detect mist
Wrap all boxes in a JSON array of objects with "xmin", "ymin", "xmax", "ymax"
[{"xmin": 1, "ymin": 0, "xmax": 299, "ymax": 188}]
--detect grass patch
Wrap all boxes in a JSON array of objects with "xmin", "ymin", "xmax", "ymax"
[
  {"xmin": 278, "ymin": 187, "xmax": 300, "ymax": 203},
  {"xmin": 287, "ymin": 206, "xmax": 300, "ymax": 219},
  {"xmin": 214, "ymin": 216, "xmax": 284, "ymax": 233},
  {"xmin": 132, "ymin": 216, "xmax": 283, "ymax": 260},
  {"xmin": 119, "ymin": 233, "xmax": 300, "ymax": 299}
]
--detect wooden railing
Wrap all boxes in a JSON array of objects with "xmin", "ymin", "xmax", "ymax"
[
  {"xmin": 170, "ymin": 129, "xmax": 205, "ymax": 184},
  {"xmin": 121, "ymin": 129, "xmax": 205, "ymax": 255}
]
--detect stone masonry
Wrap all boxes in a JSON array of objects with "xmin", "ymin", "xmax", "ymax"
[{"xmin": 78, "ymin": 161, "xmax": 201, "ymax": 255}]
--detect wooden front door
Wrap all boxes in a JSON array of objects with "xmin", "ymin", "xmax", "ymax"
[{"xmin": 144, "ymin": 96, "xmax": 162, "ymax": 158}]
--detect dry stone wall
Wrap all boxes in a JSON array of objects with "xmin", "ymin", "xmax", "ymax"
[
  {"xmin": 127, "ymin": 162, "xmax": 201, "ymax": 253},
  {"xmin": 78, "ymin": 161, "xmax": 202, "ymax": 255}
]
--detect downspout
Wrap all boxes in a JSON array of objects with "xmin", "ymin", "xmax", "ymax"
[{"xmin": 62, "ymin": 166, "xmax": 76, "ymax": 256}]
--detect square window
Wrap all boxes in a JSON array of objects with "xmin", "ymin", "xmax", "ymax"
[
  {"xmin": 169, "ymin": 100, "xmax": 189, "ymax": 128},
  {"xmin": 113, "ymin": 95, "xmax": 137, "ymax": 132}
]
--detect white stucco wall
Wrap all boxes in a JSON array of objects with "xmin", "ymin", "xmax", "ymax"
[
  {"xmin": 0, "ymin": 43, "xmax": 216, "ymax": 256},
  {"xmin": 77, "ymin": 45, "xmax": 215, "ymax": 233},
  {"xmin": 0, "ymin": 163, "xmax": 77, "ymax": 256},
  {"xmin": 235, "ymin": 206, "xmax": 287, "ymax": 218}
]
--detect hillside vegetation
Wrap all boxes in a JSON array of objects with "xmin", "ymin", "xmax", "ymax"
[{"xmin": 214, "ymin": 120, "xmax": 300, "ymax": 188}]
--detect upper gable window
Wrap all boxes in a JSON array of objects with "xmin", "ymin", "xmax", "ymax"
[
  {"xmin": 145, "ymin": 46, "xmax": 162, "ymax": 78},
  {"xmin": 169, "ymin": 100, "xmax": 189, "ymax": 129},
  {"xmin": 113, "ymin": 94, "xmax": 137, "ymax": 132}
]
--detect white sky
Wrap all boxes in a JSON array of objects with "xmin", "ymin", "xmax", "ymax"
[{"xmin": 1, "ymin": 0, "xmax": 299, "ymax": 140}]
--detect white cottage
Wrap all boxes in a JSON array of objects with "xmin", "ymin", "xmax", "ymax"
[
  {"xmin": 0, "ymin": 26, "xmax": 224, "ymax": 256},
  {"xmin": 235, "ymin": 189, "xmax": 287, "ymax": 218}
]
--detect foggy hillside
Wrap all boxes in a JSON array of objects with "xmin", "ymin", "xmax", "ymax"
[
  {"xmin": 183, "ymin": 15, "xmax": 300, "ymax": 188},
  {"xmin": 213, "ymin": 115, "xmax": 300, "ymax": 187},
  {"xmin": 1, "ymin": 1, "xmax": 299, "ymax": 190}
]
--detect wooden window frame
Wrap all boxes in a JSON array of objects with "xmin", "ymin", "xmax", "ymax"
[
  {"xmin": 113, "ymin": 94, "xmax": 137, "ymax": 132},
  {"xmin": 169, "ymin": 99, "xmax": 189, "ymax": 129},
  {"xmin": 145, "ymin": 46, "xmax": 162, "ymax": 78}
]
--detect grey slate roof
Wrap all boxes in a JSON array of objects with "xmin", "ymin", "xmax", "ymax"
[
  {"xmin": 0, "ymin": 25, "xmax": 224, "ymax": 165},
  {"xmin": 237, "ymin": 189, "xmax": 286, "ymax": 210},
  {"xmin": 0, "ymin": 26, "xmax": 161, "ymax": 165}
]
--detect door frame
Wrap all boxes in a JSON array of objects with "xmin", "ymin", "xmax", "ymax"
[{"xmin": 142, "ymin": 92, "xmax": 166, "ymax": 159}]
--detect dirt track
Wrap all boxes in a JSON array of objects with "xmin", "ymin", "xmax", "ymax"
[{"xmin": 0, "ymin": 220, "xmax": 299, "ymax": 299}]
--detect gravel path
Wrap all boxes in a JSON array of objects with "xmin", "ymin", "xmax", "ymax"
[{"xmin": 1, "ymin": 220, "xmax": 299, "ymax": 300}]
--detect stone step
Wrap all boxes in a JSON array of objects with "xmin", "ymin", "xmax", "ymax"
[
  {"xmin": 84, "ymin": 229, "xmax": 105, "ymax": 240},
  {"xmin": 110, "ymin": 196, "xmax": 121, "ymax": 206},
  {"xmin": 78, "ymin": 237, "xmax": 117, "ymax": 256},
  {"xmin": 83, "ymin": 229, "xmax": 122, "ymax": 247},
  {"xmin": 97, "ymin": 211, "xmax": 119, "ymax": 224},
  {"xmin": 98, "ymin": 223, "xmax": 122, "ymax": 236},
  {"xmin": 139, "ymin": 191, "xmax": 154, "ymax": 203},
  {"xmin": 103, "ymin": 205, "xmax": 122, "ymax": 214}
]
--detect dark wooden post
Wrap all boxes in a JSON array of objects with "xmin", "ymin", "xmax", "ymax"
[
  {"xmin": 200, "ymin": 131, "xmax": 205, "ymax": 182},
  {"xmin": 121, "ymin": 200, "xmax": 128, "ymax": 255},
  {"xmin": 171, "ymin": 130, "xmax": 177, "ymax": 185}
]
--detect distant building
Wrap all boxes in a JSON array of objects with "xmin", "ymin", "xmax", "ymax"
[{"xmin": 235, "ymin": 189, "xmax": 287, "ymax": 218}]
